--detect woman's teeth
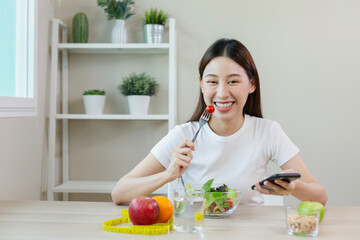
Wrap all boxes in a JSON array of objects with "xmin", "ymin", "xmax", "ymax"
[{"xmin": 215, "ymin": 102, "xmax": 233, "ymax": 108}]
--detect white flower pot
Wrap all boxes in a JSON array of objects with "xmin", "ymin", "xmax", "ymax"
[
  {"xmin": 128, "ymin": 95, "xmax": 150, "ymax": 115},
  {"xmin": 111, "ymin": 19, "xmax": 127, "ymax": 43},
  {"xmin": 83, "ymin": 95, "xmax": 106, "ymax": 114}
]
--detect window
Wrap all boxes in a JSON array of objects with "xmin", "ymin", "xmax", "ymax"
[{"xmin": 0, "ymin": 0, "xmax": 37, "ymax": 117}]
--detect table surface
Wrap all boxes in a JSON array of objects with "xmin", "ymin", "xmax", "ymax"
[{"xmin": 0, "ymin": 200, "xmax": 359, "ymax": 239}]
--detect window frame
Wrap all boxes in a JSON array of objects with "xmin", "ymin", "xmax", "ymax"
[{"xmin": 0, "ymin": 0, "xmax": 37, "ymax": 117}]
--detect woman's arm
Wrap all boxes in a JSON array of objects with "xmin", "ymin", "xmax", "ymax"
[
  {"xmin": 281, "ymin": 155, "xmax": 328, "ymax": 205},
  {"xmin": 111, "ymin": 153, "xmax": 168, "ymax": 204},
  {"xmin": 111, "ymin": 140, "xmax": 194, "ymax": 204},
  {"xmin": 255, "ymin": 154, "xmax": 328, "ymax": 206}
]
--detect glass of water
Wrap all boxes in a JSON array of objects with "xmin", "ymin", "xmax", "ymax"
[{"xmin": 173, "ymin": 188, "xmax": 205, "ymax": 232}]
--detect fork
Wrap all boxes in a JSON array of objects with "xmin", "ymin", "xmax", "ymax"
[
  {"xmin": 191, "ymin": 109, "xmax": 212, "ymax": 143},
  {"xmin": 178, "ymin": 109, "xmax": 212, "ymax": 188}
]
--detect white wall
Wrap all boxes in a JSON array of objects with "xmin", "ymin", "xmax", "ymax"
[
  {"xmin": 0, "ymin": 0, "xmax": 53, "ymax": 200},
  {"xmin": 2, "ymin": 0, "xmax": 359, "ymax": 205},
  {"xmin": 51, "ymin": 0, "xmax": 360, "ymax": 206}
]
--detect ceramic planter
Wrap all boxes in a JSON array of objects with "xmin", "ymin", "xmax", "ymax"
[
  {"xmin": 112, "ymin": 19, "xmax": 127, "ymax": 43},
  {"xmin": 128, "ymin": 95, "xmax": 150, "ymax": 115},
  {"xmin": 83, "ymin": 95, "xmax": 106, "ymax": 114}
]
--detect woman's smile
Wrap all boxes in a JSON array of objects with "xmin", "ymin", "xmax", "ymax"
[{"xmin": 213, "ymin": 101, "xmax": 235, "ymax": 112}]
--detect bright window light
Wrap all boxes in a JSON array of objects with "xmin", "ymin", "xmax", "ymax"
[{"xmin": 0, "ymin": 0, "xmax": 37, "ymax": 117}]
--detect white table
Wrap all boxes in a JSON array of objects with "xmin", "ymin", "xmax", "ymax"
[{"xmin": 0, "ymin": 200, "xmax": 359, "ymax": 239}]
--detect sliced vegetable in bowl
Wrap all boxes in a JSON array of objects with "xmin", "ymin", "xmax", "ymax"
[{"xmin": 187, "ymin": 178, "xmax": 242, "ymax": 218}]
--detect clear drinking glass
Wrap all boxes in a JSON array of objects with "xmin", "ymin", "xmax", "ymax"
[
  {"xmin": 285, "ymin": 207, "xmax": 320, "ymax": 237},
  {"xmin": 173, "ymin": 188, "xmax": 205, "ymax": 232}
]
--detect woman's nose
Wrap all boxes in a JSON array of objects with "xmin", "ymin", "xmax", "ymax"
[{"xmin": 217, "ymin": 82, "xmax": 230, "ymax": 98}]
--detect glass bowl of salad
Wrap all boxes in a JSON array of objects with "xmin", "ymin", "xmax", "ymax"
[{"xmin": 187, "ymin": 179, "xmax": 242, "ymax": 218}]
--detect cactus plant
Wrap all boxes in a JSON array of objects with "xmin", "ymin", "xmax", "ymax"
[{"xmin": 72, "ymin": 12, "xmax": 89, "ymax": 43}]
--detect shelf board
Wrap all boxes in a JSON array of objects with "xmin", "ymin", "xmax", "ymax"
[
  {"xmin": 55, "ymin": 114, "xmax": 170, "ymax": 120},
  {"xmin": 53, "ymin": 181, "xmax": 116, "ymax": 193},
  {"xmin": 57, "ymin": 43, "xmax": 170, "ymax": 54},
  {"xmin": 53, "ymin": 180, "xmax": 168, "ymax": 194}
]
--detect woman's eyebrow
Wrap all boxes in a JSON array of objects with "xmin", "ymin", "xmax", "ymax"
[
  {"xmin": 204, "ymin": 73, "xmax": 243, "ymax": 78},
  {"xmin": 204, "ymin": 73, "xmax": 218, "ymax": 78},
  {"xmin": 227, "ymin": 73, "xmax": 243, "ymax": 78}
]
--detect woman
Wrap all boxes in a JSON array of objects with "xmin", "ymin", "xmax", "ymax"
[{"xmin": 111, "ymin": 38, "xmax": 328, "ymax": 205}]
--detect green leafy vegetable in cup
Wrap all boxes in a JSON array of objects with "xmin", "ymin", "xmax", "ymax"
[{"xmin": 186, "ymin": 183, "xmax": 194, "ymax": 194}]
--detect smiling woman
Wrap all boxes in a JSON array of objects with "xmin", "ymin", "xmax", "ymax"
[
  {"xmin": 111, "ymin": 38, "xmax": 328, "ymax": 207},
  {"xmin": 0, "ymin": 0, "xmax": 37, "ymax": 117}
]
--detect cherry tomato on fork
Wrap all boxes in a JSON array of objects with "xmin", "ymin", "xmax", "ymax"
[{"xmin": 206, "ymin": 105, "xmax": 215, "ymax": 113}]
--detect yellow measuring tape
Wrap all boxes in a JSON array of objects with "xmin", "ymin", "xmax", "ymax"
[{"xmin": 102, "ymin": 209, "xmax": 173, "ymax": 235}]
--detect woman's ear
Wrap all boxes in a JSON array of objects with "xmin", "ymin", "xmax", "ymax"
[
  {"xmin": 199, "ymin": 76, "xmax": 204, "ymax": 92},
  {"xmin": 249, "ymin": 80, "xmax": 256, "ymax": 94}
]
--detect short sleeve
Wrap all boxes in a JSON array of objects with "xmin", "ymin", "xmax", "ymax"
[
  {"xmin": 150, "ymin": 125, "xmax": 187, "ymax": 169},
  {"xmin": 266, "ymin": 121, "xmax": 300, "ymax": 166}
]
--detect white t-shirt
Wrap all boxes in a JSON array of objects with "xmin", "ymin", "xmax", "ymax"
[{"xmin": 151, "ymin": 114, "xmax": 299, "ymax": 205}]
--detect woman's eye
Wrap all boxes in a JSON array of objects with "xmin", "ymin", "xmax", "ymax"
[
  {"xmin": 206, "ymin": 80, "xmax": 218, "ymax": 84},
  {"xmin": 229, "ymin": 80, "xmax": 240, "ymax": 84}
]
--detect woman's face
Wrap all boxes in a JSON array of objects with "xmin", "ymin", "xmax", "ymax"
[{"xmin": 201, "ymin": 56, "xmax": 255, "ymax": 122}]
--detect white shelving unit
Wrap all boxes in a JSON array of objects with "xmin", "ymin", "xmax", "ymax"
[{"xmin": 47, "ymin": 19, "xmax": 177, "ymax": 201}]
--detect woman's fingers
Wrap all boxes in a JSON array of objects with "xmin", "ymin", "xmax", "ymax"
[
  {"xmin": 177, "ymin": 147, "xmax": 193, "ymax": 161},
  {"xmin": 178, "ymin": 139, "xmax": 195, "ymax": 151},
  {"xmin": 274, "ymin": 179, "xmax": 292, "ymax": 190},
  {"xmin": 263, "ymin": 181, "xmax": 290, "ymax": 196},
  {"xmin": 175, "ymin": 158, "xmax": 189, "ymax": 169},
  {"xmin": 167, "ymin": 139, "xmax": 195, "ymax": 179},
  {"xmin": 175, "ymin": 139, "xmax": 194, "ymax": 163},
  {"xmin": 255, "ymin": 180, "xmax": 294, "ymax": 196},
  {"xmin": 255, "ymin": 169, "xmax": 298, "ymax": 197},
  {"xmin": 254, "ymin": 182, "xmax": 280, "ymax": 195}
]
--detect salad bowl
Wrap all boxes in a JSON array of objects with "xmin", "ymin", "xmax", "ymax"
[{"xmin": 188, "ymin": 179, "xmax": 242, "ymax": 218}]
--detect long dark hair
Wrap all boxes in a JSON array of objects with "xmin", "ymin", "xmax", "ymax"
[{"xmin": 188, "ymin": 38, "xmax": 263, "ymax": 122}]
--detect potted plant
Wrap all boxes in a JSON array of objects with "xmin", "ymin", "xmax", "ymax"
[
  {"xmin": 118, "ymin": 72, "xmax": 159, "ymax": 115},
  {"xmin": 142, "ymin": 8, "xmax": 169, "ymax": 44},
  {"xmin": 83, "ymin": 89, "xmax": 106, "ymax": 114},
  {"xmin": 97, "ymin": 0, "xmax": 135, "ymax": 43}
]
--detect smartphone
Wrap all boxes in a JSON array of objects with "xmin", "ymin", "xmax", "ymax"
[{"xmin": 251, "ymin": 173, "xmax": 301, "ymax": 190}]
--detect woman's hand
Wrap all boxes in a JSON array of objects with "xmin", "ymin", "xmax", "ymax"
[
  {"xmin": 254, "ymin": 169, "xmax": 298, "ymax": 196},
  {"xmin": 165, "ymin": 140, "xmax": 195, "ymax": 182}
]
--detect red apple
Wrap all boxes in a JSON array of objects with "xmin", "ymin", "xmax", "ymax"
[{"xmin": 128, "ymin": 196, "xmax": 160, "ymax": 225}]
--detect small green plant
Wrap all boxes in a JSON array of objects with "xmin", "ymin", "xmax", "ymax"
[
  {"xmin": 83, "ymin": 89, "xmax": 106, "ymax": 95},
  {"xmin": 118, "ymin": 72, "xmax": 159, "ymax": 96},
  {"xmin": 142, "ymin": 8, "xmax": 169, "ymax": 25},
  {"xmin": 97, "ymin": 0, "xmax": 135, "ymax": 20}
]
